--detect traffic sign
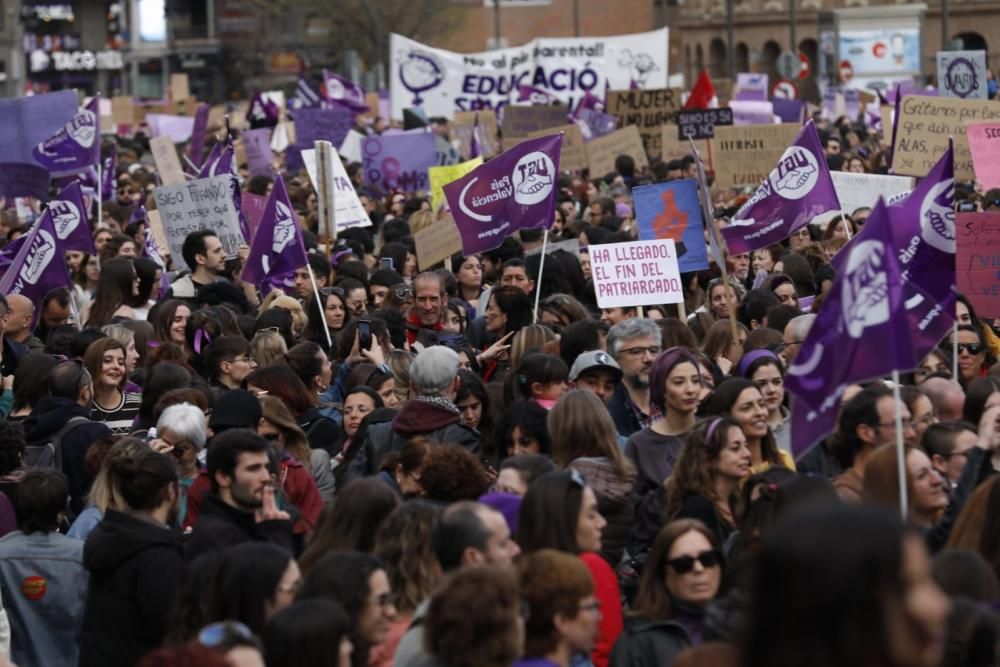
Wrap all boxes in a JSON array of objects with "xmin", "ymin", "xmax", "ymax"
[
  {"xmin": 798, "ymin": 52, "xmax": 810, "ymax": 80},
  {"xmin": 772, "ymin": 79, "xmax": 798, "ymax": 100},
  {"xmin": 777, "ymin": 51, "xmax": 801, "ymax": 80},
  {"xmin": 840, "ymin": 60, "xmax": 854, "ymax": 83}
]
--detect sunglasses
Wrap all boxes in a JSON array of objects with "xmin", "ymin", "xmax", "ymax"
[
  {"xmin": 667, "ymin": 549, "xmax": 722, "ymax": 574},
  {"xmin": 320, "ymin": 286, "xmax": 345, "ymax": 297},
  {"xmin": 956, "ymin": 343, "xmax": 984, "ymax": 355},
  {"xmin": 392, "ymin": 285, "xmax": 413, "ymax": 299}
]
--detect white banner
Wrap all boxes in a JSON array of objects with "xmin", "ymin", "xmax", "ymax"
[
  {"xmin": 301, "ymin": 148, "xmax": 372, "ymax": 229},
  {"xmin": 390, "ymin": 29, "xmax": 669, "ymax": 119},
  {"xmin": 830, "ymin": 171, "xmax": 915, "ymax": 216}
]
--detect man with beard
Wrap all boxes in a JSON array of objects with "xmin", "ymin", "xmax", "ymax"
[
  {"xmin": 78, "ymin": 450, "xmax": 184, "ymax": 667},
  {"xmin": 606, "ymin": 318, "xmax": 662, "ymax": 438},
  {"xmin": 167, "ymin": 229, "xmax": 226, "ymax": 305},
  {"xmin": 186, "ymin": 429, "xmax": 294, "ymax": 560}
]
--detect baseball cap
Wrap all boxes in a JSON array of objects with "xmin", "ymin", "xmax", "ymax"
[{"xmin": 569, "ymin": 350, "xmax": 623, "ymax": 382}]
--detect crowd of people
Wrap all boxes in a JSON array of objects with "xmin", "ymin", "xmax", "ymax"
[{"xmin": 0, "ymin": 103, "xmax": 995, "ymax": 667}]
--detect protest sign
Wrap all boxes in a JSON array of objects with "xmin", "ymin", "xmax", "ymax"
[
  {"xmin": 339, "ymin": 129, "xmax": 364, "ymax": 164},
  {"xmin": 414, "ymin": 215, "xmax": 464, "ymax": 271},
  {"xmin": 390, "ymin": 29, "xmax": 669, "ymax": 118},
  {"xmin": 937, "ymin": 51, "xmax": 987, "ymax": 100},
  {"xmin": 735, "ymin": 73, "xmax": 768, "ymax": 101},
  {"xmin": 586, "ymin": 125, "xmax": 648, "ymax": 177},
  {"xmin": 502, "ymin": 104, "xmax": 569, "ymax": 140},
  {"xmin": 294, "ymin": 108, "xmax": 355, "ymax": 148},
  {"xmin": 590, "ymin": 239, "xmax": 684, "ymax": 308},
  {"xmin": 243, "ymin": 128, "xmax": 274, "ymax": 177},
  {"xmin": 149, "ymin": 136, "xmax": 186, "ymax": 186},
  {"xmin": 709, "ymin": 123, "xmax": 801, "ymax": 188},
  {"xmin": 966, "ymin": 123, "xmax": 1000, "ymax": 189},
  {"xmin": 606, "ymin": 88, "xmax": 682, "ymax": 159},
  {"xmin": 270, "ymin": 122, "xmax": 291, "ymax": 153},
  {"xmin": 170, "ymin": 73, "xmax": 191, "ymax": 101},
  {"xmin": 677, "ymin": 108, "xmax": 734, "ymax": 140},
  {"xmin": 660, "ymin": 127, "xmax": 711, "ymax": 166},
  {"xmin": 956, "ymin": 212, "xmax": 1000, "ymax": 318},
  {"xmin": 112, "ymin": 96, "xmax": 133, "ymax": 125},
  {"xmin": 435, "ymin": 135, "xmax": 459, "ymax": 166},
  {"xmin": 773, "ymin": 98, "xmax": 807, "ymax": 124},
  {"xmin": 241, "ymin": 192, "xmax": 268, "ymax": 241},
  {"xmin": 429, "ymin": 158, "xmax": 484, "ymax": 211},
  {"xmin": 510, "ymin": 124, "xmax": 587, "ymax": 172},
  {"xmin": 362, "ymin": 133, "xmax": 437, "ymax": 192},
  {"xmin": 154, "ymin": 175, "xmax": 244, "ymax": 260},
  {"xmin": 301, "ymin": 147, "xmax": 373, "ymax": 229},
  {"xmin": 829, "ymin": 172, "xmax": 915, "ymax": 216},
  {"xmin": 146, "ymin": 210, "xmax": 169, "ymax": 259},
  {"xmin": 146, "ymin": 114, "xmax": 195, "ymax": 143},
  {"xmin": 892, "ymin": 95, "xmax": 1000, "ymax": 180},
  {"xmin": 453, "ymin": 110, "xmax": 500, "ymax": 158},
  {"xmin": 729, "ymin": 100, "xmax": 775, "ymax": 125},
  {"xmin": 632, "ymin": 179, "xmax": 708, "ymax": 272}
]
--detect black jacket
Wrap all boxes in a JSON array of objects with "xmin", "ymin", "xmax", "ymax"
[
  {"xmin": 608, "ymin": 383, "xmax": 643, "ymax": 439},
  {"xmin": 610, "ymin": 617, "xmax": 693, "ymax": 667},
  {"xmin": 78, "ymin": 509, "xmax": 184, "ymax": 667},
  {"xmin": 0, "ymin": 337, "xmax": 26, "ymax": 378},
  {"xmin": 185, "ymin": 492, "xmax": 295, "ymax": 562},
  {"xmin": 24, "ymin": 397, "xmax": 111, "ymax": 515}
]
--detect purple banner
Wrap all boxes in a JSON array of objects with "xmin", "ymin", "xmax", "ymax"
[
  {"xmin": 721, "ymin": 121, "xmax": 840, "ymax": 255},
  {"xmin": 444, "ymin": 133, "xmax": 563, "ymax": 256},
  {"xmin": 729, "ymin": 100, "xmax": 774, "ymax": 125},
  {"xmin": 576, "ymin": 108, "xmax": 619, "ymax": 141},
  {"xmin": 1, "ymin": 91, "xmax": 79, "ymax": 165},
  {"xmin": 188, "ymin": 103, "xmax": 210, "ymax": 166},
  {"xmin": 323, "ymin": 70, "xmax": 369, "ymax": 113},
  {"xmin": 243, "ymin": 128, "xmax": 274, "ymax": 178},
  {"xmin": 362, "ymin": 133, "xmax": 437, "ymax": 192},
  {"xmin": 735, "ymin": 73, "xmax": 769, "ymax": 101},
  {"xmin": 49, "ymin": 181, "xmax": 95, "ymax": 254},
  {"xmin": 32, "ymin": 97, "xmax": 100, "ymax": 175},
  {"xmin": 773, "ymin": 99, "xmax": 806, "ymax": 124},
  {"xmin": 242, "ymin": 176, "xmax": 308, "ymax": 287},
  {"xmin": 0, "ymin": 209, "xmax": 72, "ymax": 328},
  {"xmin": 294, "ymin": 107, "xmax": 355, "ymax": 148},
  {"xmin": 0, "ymin": 163, "xmax": 51, "ymax": 200}
]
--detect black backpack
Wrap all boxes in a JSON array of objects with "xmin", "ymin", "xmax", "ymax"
[{"xmin": 24, "ymin": 416, "xmax": 90, "ymax": 471}]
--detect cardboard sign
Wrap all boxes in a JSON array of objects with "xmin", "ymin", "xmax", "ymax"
[
  {"xmin": 709, "ymin": 123, "xmax": 801, "ymax": 188},
  {"xmin": 892, "ymin": 95, "xmax": 1000, "ymax": 180},
  {"xmin": 452, "ymin": 110, "xmax": 499, "ymax": 159},
  {"xmin": 660, "ymin": 127, "xmax": 712, "ymax": 166},
  {"xmin": 414, "ymin": 215, "xmax": 464, "ymax": 271},
  {"xmin": 511, "ymin": 124, "xmax": 587, "ymax": 172},
  {"xmin": 677, "ymin": 108, "xmax": 734, "ymax": 140},
  {"xmin": 966, "ymin": 123, "xmax": 1000, "ymax": 189},
  {"xmin": 428, "ymin": 158, "xmax": 483, "ymax": 211},
  {"xmin": 146, "ymin": 210, "xmax": 170, "ymax": 260},
  {"xmin": 937, "ymin": 51, "xmax": 987, "ymax": 100},
  {"xmin": 586, "ymin": 125, "xmax": 648, "ymax": 177},
  {"xmin": 112, "ymin": 96, "xmax": 133, "ymax": 126},
  {"xmin": 170, "ymin": 73, "xmax": 191, "ymax": 101},
  {"xmin": 589, "ymin": 239, "xmax": 684, "ymax": 308},
  {"xmin": 956, "ymin": 212, "xmax": 1000, "ymax": 318},
  {"xmin": 149, "ymin": 136, "xmax": 186, "ymax": 186},
  {"xmin": 154, "ymin": 175, "xmax": 244, "ymax": 260},
  {"xmin": 243, "ymin": 128, "xmax": 274, "ymax": 177},
  {"xmin": 502, "ymin": 104, "xmax": 569, "ymax": 140},
  {"xmin": 300, "ymin": 147, "xmax": 373, "ymax": 229},
  {"xmin": 605, "ymin": 88, "xmax": 682, "ymax": 159},
  {"xmin": 829, "ymin": 172, "xmax": 915, "ymax": 215},
  {"xmin": 632, "ymin": 179, "xmax": 708, "ymax": 272}
]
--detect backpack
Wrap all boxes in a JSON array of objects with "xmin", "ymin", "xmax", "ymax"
[{"xmin": 25, "ymin": 416, "xmax": 90, "ymax": 471}]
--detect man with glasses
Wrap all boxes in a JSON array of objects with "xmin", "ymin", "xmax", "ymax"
[
  {"xmin": 923, "ymin": 421, "xmax": 979, "ymax": 487},
  {"xmin": 780, "ymin": 314, "xmax": 816, "ymax": 366},
  {"xmin": 606, "ymin": 318, "xmax": 662, "ymax": 438}
]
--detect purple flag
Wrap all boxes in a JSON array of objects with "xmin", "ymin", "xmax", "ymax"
[
  {"xmin": 575, "ymin": 108, "xmax": 619, "ymax": 141},
  {"xmin": 243, "ymin": 128, "xmax": 274, "ymax": 178},
  {"xmin": 249, "ymin": 92, "xmax": 280, "ymax": 129},
  {"xmin": 0, "ymin": 236, "xmax": 27, "ymax": 276},
  {"xmin": 32, "ymin": 97, "xmax": 100, "ymax": 175},
  {"xmin": 199, "ymin": 143, "xmax": 234, "ymax": 178},
  {"xmin": 469, "ymin": 114, "xmax": 481, "ymax": 159},
  {"xmin": 362, "ymin": 133, "xmax": 437, "ymax": 192},
  {"xmin": 773, "ymin": 99, "xmax": 806, "ymax": 124},
  {"xmin": 0, "ymin": 163, "xmax": 51, "ymax": 200},
  {"xmin": 0, "ymin": 209, "xmax": 72, "ymax": 328},
  {"xmin": 142, "ymin": 214, "xmax": 170, "ymax": 299},
  {"xmin": 188, "ymin": 103, "xmax": 210, "ymax": 167},
  {"xmin": 720, "ymin": 121, "xmax": 840, "ymax": 255},
  {"xmin": 292, "ymin": 75, "xmax": 324, "ymax": 110},
  {"xmin": 198, "ymin": 141, "xmax": 224, "ymax": 178},
  {"xmin": 785, "ymin": 199, "xmax": 918, "ymax": 458},
  {"xmin": 516, "ymin": 85, "xmax": 559, "ymax": 105},
  {"xmin": 241, "ymin": 176, "xmax": 308, "ymax": 288},
  {"xmin": 101, "ymin": 152, "xmax": 115, "ymax": 202},
  {"xmin": 444, "ymin": 133, "xmax": 563, "ymax": 256},
  {"xmin": 323, "ymin": 70, "xmax": 368, "ymax": 113},
  {"xmin": 572, "ymin": 89, "xmax": 604, "ymax": 118},
  {"xmin": 49, "ymin": 182, "xmax": 95, "ymax": 254}
]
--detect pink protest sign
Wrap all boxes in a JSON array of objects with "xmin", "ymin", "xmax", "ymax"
[
  {"xmin": 589, "ymin": 239, "xmax": 684, "ymax": 308},
  {"xmin": 956, "ymin": 212, "xmax": 1000, "ymax": 318},
  {"xmin": 966, "ymin": 123, "xmax": 1000, "ymax": 190}
]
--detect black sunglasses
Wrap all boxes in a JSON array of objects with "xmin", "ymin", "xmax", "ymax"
[
  {"xmin": 320, "ymin": 286, "xmax": 345, "ymax": 297},
  {"xmin": 667, "ymin": 549, "xmax": 722, "ymax": 574},
  {"xmin": 956, "ymin": 343, "xmax": 984, "ymax": 355}
]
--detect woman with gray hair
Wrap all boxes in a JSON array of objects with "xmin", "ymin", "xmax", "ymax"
[{"xmin": 149, "ymin": 402, "xmax": 207, "ymax": 525}]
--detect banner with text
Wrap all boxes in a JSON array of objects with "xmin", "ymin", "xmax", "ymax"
[
  {"xmin": 892, "ymin": 95, "xmax": 1000, "ymax": 180},
  {"xmin": 605, "ymin": 88, "xmax": 682, "ymax": 159},
  {"xmin": 590, "ymin": 239, "xmax": 684, "ymax": 308},
  {"xmin": 154, "ymin": 175, "xmax": 244, "ymax": 260},
  {"xmin": 709, "ymin": 123, "xmax": 800, "ymax": 188},
  {"xmin": 956, "ymin": 212, "xmax": 1000, "ymax": 318},
  {"xmin": 966, "ymin": 123, "xmax": 1000, "ymax": 189}
]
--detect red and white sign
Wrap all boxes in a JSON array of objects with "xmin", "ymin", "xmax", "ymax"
[
  {"xmin": 872, "ymin": 42, "xmax": 887, "ymax": 59},
  {"xmin": 798, "ymin": 52, "xmax": 810, "ymax": 80},
  {"xmin": 771, "ymin": 79, "xmax": 798, "ymax": 100},
  {"xmin": 840, "ymin": 60, "xmax": 854, "ymax": 82}
]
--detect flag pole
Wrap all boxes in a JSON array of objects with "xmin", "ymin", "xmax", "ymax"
[
  {"xmin": 532, "ymin": 228, "xmax": 549, "ymax": 324},
  {"xmin": 96, "ymin": 160, "xmax": 103, "ymax": 231},
  {"xmin": 953, "ymin": 320, "xmax": 959, "ymax": 380},
  {"xmin": 891, "ymin": 369, "xmax": 908, "ymax": 518},
  {"xmin": 307, "ymin": 264, "xmax": 333, "ymax": 350},
  {"xmin": 840, "ymin": 210, "xmax": 853, "ymax": 239}
]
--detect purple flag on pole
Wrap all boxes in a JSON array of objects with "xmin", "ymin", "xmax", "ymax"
[
  {"xmin": 32, "ymin": 97, "xmax": 100, "ymax": 175},
  {"xmin": 575, "ymin": 108, "xmax": 619, "ymax": 141},
  {"xmin": 199, "ymin": 143, "xmax": 234, "ymax": 178},
  {"xmin": 188, "ymin": 103, "xmax": 210, "ymax": 167},
  {"xmin": 469, "ymin": 114, "xmax": 481, "ymax": 159},
  {"xmin": 198, "ymin": 142, "xmax": 224, "ymax": 178},
  {"xmin": 444, "ymin": 133, "xmax": 563, "ymax": 256},
  {"xmin": 0, "ymin": 235, "xmax": 27, "ymax": 277},
  {"xmin": 101, "ymin": 152, "xmax": 115, "ymax": 202},
  {"xmin": 516, "ymin": 84, "xmax": 559, "ymax": 105},
  {"xmin": 292, "ymin": 75, "xmax": 324, "ymax": 110},
  {"xmin": 0, "ymin": 209, "xmax": 72, "ymax": 328},
  {"xmin": 785, "ymin": 199, "xmax": 919, "ymax": 458},
  {"xmin": 323, "ymin": 70, "xmax": 368, "ymax": 113},
  {"xmin": 248, "ymin": 92, "xmax": 280, "ymax": 129},
  {"xmin": 241, "ymin": 176, "xmax": 308, "ymax": 288},
  {"xmin": 572, "ymin": 89, "xmax": 604, "ymax": 117},
  {"xmin": 720, "ymin": 121, "xmax": 840, "ymax": 255},
  {"xmin": 49, "ymin": 182, "xmax": 95, "ymax": 254}
]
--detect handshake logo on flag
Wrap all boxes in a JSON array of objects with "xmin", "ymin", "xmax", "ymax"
[
  {"xmin": 22, "ymin": 230, "xmax": 58, "ymax": 286},
  {"xmin": 51, "ymin": 200, "xmax": 82, "ymax": 240},
  {"xmin": 842, "ymin": 240, "xmax": 891, "ymax": 339},
  {"xmin": 513, "ymin": 152, "xmax": 555, "ymax": 206},
  {"xmin": 271, "ymin": 201, "xmax": 297, "ymax": 254},
  {"xmin": 919, "ymin": 179, "xmax": 956, "ymax": 254},
  {"xmin": 770, "ymin": 147, "xmax": 819, "ymax": 201}
]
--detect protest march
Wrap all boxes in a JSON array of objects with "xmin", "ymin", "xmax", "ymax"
[{"xmin": 0, "ymin": 20, "xmax": 999, "ymax": 667}]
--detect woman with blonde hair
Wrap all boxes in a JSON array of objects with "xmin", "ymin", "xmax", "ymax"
[
  {"xmin": 261, "ymin": 292, "xmax": 309, "ymax": 338},
  {"xmin": 548, "ymin": 389, "xmax": 636, "ymax": 566},
  {"xmin": 510, "ymin": 323, "xmax": 558, "ymax": 370},
  {"xmin": 258, "ymin": 395, "xmax": 335, "ymax": 504},
  {"xmin": 68, "ymin": 437, "xmax": 148, "ymax": 540},
  {"xmin": 386, "ymin": 349, "xmax": 413, "ymax": 405},
  {"xmin": 251, "ymin": 329, "xmax": 288, "ymax": 367}
]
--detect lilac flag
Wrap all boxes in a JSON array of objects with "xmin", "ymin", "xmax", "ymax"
[
  {"xmin": 199, "ymin": 143, "xmax": 233, "ymax": 178},
  {"xmin": 444, "ymin": 133, "xmax": 563, "ymax": 256},
  {"xmin": 188, "ymin": 103, "xmax": 210, "ymax": 167},
  {"xmin": 292, "ymin": 75, "xmax": 324, "ymax": 110},
  {"xmin": 516, "ymin": 84, "xmax": 559, "ymax": 105},
  {"xmin": 785, "ymin": 199, "xmax": 919, "ymax": 458},
  {"xmin": 49, "ymin": 182, "xmax": 95, "ymax": 254},
  {"xmin": 248, "ymin": 92, "xmax": 280, "ymax": 129},
  {"xmin": 362, "ymin": 133, "xmax": 437, "ymax": 192},
  {"xmin": 575, "ymin": 108, "xmax": 619, "ymax": 141},
  {"xmin": 101, "ymin": 152, "xmax": 115, "ymax": 202},
  {"xmin": 323, "ymin": 70, "xmax": 368, "ymax": 113},
  {"xmin": 198, "ymin": 141, "xmax": 224, "ymax": 178},
  {"xmin": 0, "ymin": 236, "xmax": 27, "ymax": 276},
  {"xmin": 773, "ymin": 99, "xmax": 806, "ymax": 124},
  {"xmin": 572, "ymin": 89, "xmax": 604, "ymax": 118},
  {"xmin": 241, "ymin": 176, "xmax": 308, "ymax": 288},
  {"xmin": 32, "ymin": 97, "xmax": 100, "ymax": 175},
  {"xmin": 0, "ymin": 209, "xmax": 73, "ymax": 328},
  {"xmin": 0, "ymin": 163, "xmax": 51, "ymax": 200},
  {"xmin": 720, "ymin": 120, "xmax": 840, "ymax": 255}
]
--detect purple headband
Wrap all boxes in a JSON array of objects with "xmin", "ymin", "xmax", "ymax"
[
  {"xmin": 193, "ymin": 328, "xmax": 212, "ymax": 355},
  {"xmin": 738, "ymin": 349, "xmax": 780, "ymax": 378},
  {"xmin": 705, "ymin": 417, "xmax": 724, "ymax": 444}
]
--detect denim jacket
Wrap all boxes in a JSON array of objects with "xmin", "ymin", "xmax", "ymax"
[{"xmin": 0, "ymin": 531, "xmax": 88, "ymax": 667}]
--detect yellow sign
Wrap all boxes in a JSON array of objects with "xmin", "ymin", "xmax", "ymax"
[{"xmin": 428, "ymin": 158, "xmax": 483, "ymax": 212}]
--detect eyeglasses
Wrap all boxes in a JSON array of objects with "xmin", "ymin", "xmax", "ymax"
[
  {"xmin": 369, "ymin": 592, "xmax": 396, "ymax": 608},
  {"xmin": 956, "ymin": 343, "xmax": 984, "ymax": 355},
  {"xmin": 198, "ymin": 621, "xmax": 261, "ymax": 651},
  {"xmin": 666, "ymin": 549, "xmax": 722, "ymax": 574},
  {"xmin": 392, "ymin": 285, "xmax": 413, "ymax": 299},
  {"xmin": 621, "ymin": 345, "xmax": 661, "ymax": 358},
  {"xmin": 320, "ymin": 285, "xmax": 345, "ymax": 297},
  {"xmin": 775, "ymin": 340, "xmax": 804, "ymax": 353}
]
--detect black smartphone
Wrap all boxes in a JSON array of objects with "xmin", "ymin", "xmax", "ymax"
[
  {"xmin": 380, "ymin": 257, "xmax": 394, "ymax": 271},
  {"xmin": 358, "ymin": 318, "xmax": 372, "ymax": 352}
]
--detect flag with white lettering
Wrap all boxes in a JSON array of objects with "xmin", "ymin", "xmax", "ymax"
[
  {"xmin": 323, "ymin": 70, "xmax": 369, "ymax": 113},
  {"xmin": 32, "ymin": 96, "xmax": 101, "ymax": 175},
  {"xmin": 241, "ymin": 175, "xmax": 308, "ymax": 288},
  {"xmin": 49, "ymin": 182, "xmax": 95, "ymax": 254},
  {"xmin": 0, "ymin": 209, "xmax": 72, "ymax": 328}
]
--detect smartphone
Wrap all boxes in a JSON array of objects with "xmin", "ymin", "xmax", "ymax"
[
  {"xmin": 380, "ymin": 257, "xmax": 394, "ymax": 271},
  {"xmin": 358, "ymin": 318, "xmax": 372, "ymax": 352}
]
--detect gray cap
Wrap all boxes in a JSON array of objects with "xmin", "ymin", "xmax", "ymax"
[{"xmin": 569, "ymin": 350, "xmax": 623, "ymax": 382}]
